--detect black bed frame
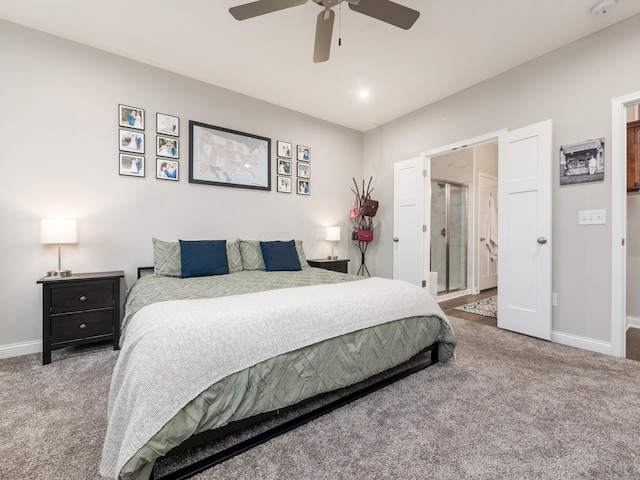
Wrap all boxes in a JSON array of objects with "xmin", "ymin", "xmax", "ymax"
[{"xmin": 150, "ymin": 341, "xmax": 440, "ymax": 480}]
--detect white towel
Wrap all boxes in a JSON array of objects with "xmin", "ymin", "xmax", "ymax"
[{"xmin": 486, "ymin": 194, "xmax": 498, "ymax": 261}]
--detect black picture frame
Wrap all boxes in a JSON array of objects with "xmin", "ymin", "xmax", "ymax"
[
  {"xmin": 297, "ymin": 179, "xmax": 310, "ymax": 195},
  {"xmin": 277, "ymin": 176, "xmax": 292, "ymax": 193},
  {"xmin": 277, "ymin": 158, "xmax": 292, "ymax": 176},
  {"xmin": 277, "ymin": 141, "xmax": 292, "ymax": 159},
  {"xmin": 156, "ymin": 159, "xmax": 179, "ymax": 181},
  {"xmin": 297, "ymin": 162, "xmax": 310, "ymax": 179},
  {"xmin": 297, "ymin": 145, "xmax": 310, "ymax": 162},
  {"xmin": 156, "ymin": 113, "xmax": 179, "ymax": 137},
  {"xmin": 157, "ymin": 135, "xmax": 179, "ymax": 159},
  {"xmin": 118, "ymin": 104, "xmax": 144, "ymax": 130},
  {"xmin": 119, "ymin": 153, "xmax": 144, "ymax": 177},
  {"xmin": 119, "ymin": 129, "xmax": 145, "ymax": 154},
  {"xmin": 189, "ymin": 120, "xmax": 271, "ymax": 191}
]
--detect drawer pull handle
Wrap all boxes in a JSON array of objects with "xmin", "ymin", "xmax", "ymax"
[
  {"xmin": 79, "ymin": 323, "xmax": 87, "ymax": 329},
  {"xmin": 79, "ymin": 295, "xmax": 87, "ymax": 302}
]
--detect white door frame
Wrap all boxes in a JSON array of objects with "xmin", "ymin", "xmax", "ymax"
[
  {"xmin": 422, "ymin": 129, "xmax": 506, "ymax": 296},
  {"xmin": 611, "ymin": 90, "xmax": 640, "ymax": 358}
]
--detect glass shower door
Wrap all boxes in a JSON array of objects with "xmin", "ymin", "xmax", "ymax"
[{"xmin": 430, "ymin": 180, "xmax": 467, "ymax": 295}]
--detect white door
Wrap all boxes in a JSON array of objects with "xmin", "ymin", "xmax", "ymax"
[
  {"xmin": 498, "ymin": 120, "xmax": 553, "ymax": 340},
  {"xmin": 478, "ymin": 174, "xmax": 498, "ymax": 291},
  {"xmin": 393, "ymin": 157, "xmax": 429, "ymax": 288}
]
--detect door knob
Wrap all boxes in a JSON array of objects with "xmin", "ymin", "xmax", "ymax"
[
  {"xmin": 537, "ymin": 237, "xmax": 548, "ymax": 244},
  {"xmin": 393, "ymin": 237, "xmax": 399, "ymax": 242}
]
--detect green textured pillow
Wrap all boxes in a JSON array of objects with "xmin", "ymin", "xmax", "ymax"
[
  {"xmin": 226, "ymin": 240, "xmax": 243, "ymax": 273},
  {"xmin": 295, "ymin": 240, "xmax": 310, "ymax": 269},
  {"xmin": 239, "ymin": 240, "xmax": 266, "ymax": 270},
  {"xmin": 152, "ymin": 238, "xmax": 181, "ymax": 277}
]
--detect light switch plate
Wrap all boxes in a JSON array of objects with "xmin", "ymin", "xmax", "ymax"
[{"xmin": 578, "ymin": 209, "xmax": 606, "ymax": 225}]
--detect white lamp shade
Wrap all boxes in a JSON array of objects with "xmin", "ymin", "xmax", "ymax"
[
  {"xmin": 324, "ymin": 226, "xmax": 341, "ymax": 242},
  {"xmin": 40, "ymin": 218, "xmax": 78, "ymax": 244}
]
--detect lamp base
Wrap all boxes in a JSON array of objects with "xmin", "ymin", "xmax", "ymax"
[{"xmin": 46, "ymin": 269, "xmax": 72, "ymax": 278}]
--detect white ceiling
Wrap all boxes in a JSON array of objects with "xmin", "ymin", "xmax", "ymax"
[{"xmin": 2, "ymin": 0, "xmax": 639, "ymax": 132}]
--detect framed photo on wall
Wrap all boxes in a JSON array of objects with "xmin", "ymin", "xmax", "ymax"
[
  {"xmin": 156, "ymin": 159, "xmax": 179, "ymax": 181},
  {"xmin": 297, "ymin": 162, "xmax": 310, "ymax": 178},
  {"xmin": 156, "ymin": 113, "xmax": 179, "ymax": 136},
  {"xmin": 277, "ymin": 158, "xmax": 292, "ymax": 176},
  {"xmin": 277, "ymin": 176, "xmax": 292, "ymax": 193},
  {"xmin": 297, "ymin": 145, "xmax": 310, "ymax": 161},
  {"xmin": 119, "ymin": 153, "xmax": 144, "ymax": 177},
  {"xmin": 277, "ymin": 141, "xmax": 292, "ymax": 159},
  {"xmin": 297, "ymin": 179, "xmax": 310, "ymax": 195},
  {"xmin": 119, "ymin": 129, "xmax": 145, "ymax": 153},
  {"xmin": 157, "ymin": 136, "xmax": 179, "ymax": 158},
  {"xmin": 560, "ymin": 137, "xmax": 605, "ymax": 185},
  {"xmin": 189, "ymin": 120, "xmax": 271, "ymax": 191},
  {"xmin": 118, "ymin": 104, "xmax": 144, "ymax": 130}
]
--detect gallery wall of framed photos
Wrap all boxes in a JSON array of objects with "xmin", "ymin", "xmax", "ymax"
[
  {"xmin": 276, "ymin": 140, "xmax": 311, "ymax": 195},
  {"xmin": 118, "ymin": 104, "xmax": 311, "ymax": 195},
  {"xmin": 117, "ymin": 104, "xmax": 181, "ymax": 181}
]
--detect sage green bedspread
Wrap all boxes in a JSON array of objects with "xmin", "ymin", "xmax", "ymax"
[{"xmin": 109, "ymin": 270, "xmax": 456, "ymax": 480}]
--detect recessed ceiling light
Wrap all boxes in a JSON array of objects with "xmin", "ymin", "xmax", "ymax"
[
  {"xmin": 359, "ymin": 90, "xmax": 370, "ymax": 99},
  {"xmin": 592, "ymin": 0, "xmax": 616, "ymax": 15}
]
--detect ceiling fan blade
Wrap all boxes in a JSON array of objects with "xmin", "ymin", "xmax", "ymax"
[
  {"xmin": 348, "ymin": 0, "xmax": 419, "ymax": 30},
  {"xmin": 313, "ymin": 9, "xmax": 335, "ymax": 63},
  {"xmin": 229, "ymin": 0, "xmax": 307, "ymax": 21}
]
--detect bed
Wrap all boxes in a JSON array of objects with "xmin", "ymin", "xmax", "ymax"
[{"xmin": 99, "ymin": 239, "xmax": 456, "ymax": 480}]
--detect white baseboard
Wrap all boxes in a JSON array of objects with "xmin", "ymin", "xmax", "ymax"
[
  {"xmin": 551, "ymin": 330, "xmax": 612, "ymax": 356},
  {"xmin": 626, "ymin": 316, "xmax": 640, "ymax": 330},
  {"xmin": 0, "ymin": 340, "xmax": 42, "ymax": 360}
]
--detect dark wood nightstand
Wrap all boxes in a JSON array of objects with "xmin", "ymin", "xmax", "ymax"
[
  {"xmin": 307, "ymin": 259, "xmax": 350, "ymax": 274},
  {"xmin": 37, "ymin": 271, "xmax": 124, "ymax": 364}
]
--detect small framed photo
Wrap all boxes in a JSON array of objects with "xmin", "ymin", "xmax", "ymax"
[
  {"xmin": 277, "ymin": 176, "xmax": 292, "ymax": 193},
  {"xmin": 156, "ymin": 159, "xmax": 179, "ymax": 181},
  {"xmin": 277, "ymin": 141, "xmax": 292, "ymax": 159},
  {"xmin": 297, "ymin": 145, "xmax": 310, "ymax": 162},
  {"xmin": 157, "ymin": 135, "xmax": 179, "ymax": 158},
  {"xmin": 297, "ymin": 179, "xmax": 310, "ymax": 195},
  {"xmin": 156, "ymin": 113, "xmax": 179, "ymax": 136},
  {"xmin": 297, "ymin": 162, "xmax": 310, "ymax": 179},
  {"xmin": 119, "ymin": 129, "xmax": 145, "ymax": 153},
  {"xmin": 119, "ymin": 104, "xmax": 144, "ymax": 130},
  {"xmin": 277, "ymin": 158, "xmax": 292, "ymax": 176},
  {"xmin": 119, "ymin": 153, "xmax": 144, "ymax": 177}
]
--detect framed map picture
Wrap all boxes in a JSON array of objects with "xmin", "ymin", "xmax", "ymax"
[{"xmin": 189, "ymin": 121, "xmax": 271, "ymax": 191}]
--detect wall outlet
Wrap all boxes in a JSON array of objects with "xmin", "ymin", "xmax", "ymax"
[{"xmin": 552, "ymin": 292, "xmax": 557, "ymax": 307}]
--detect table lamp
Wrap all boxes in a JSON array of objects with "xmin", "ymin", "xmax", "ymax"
[
  {"xmin": 41, "ymin": 218, "xmax": 78, "ymax": 277},
  {"xmin": 325, "ymin": 226, "xmax": 341, "ymax": 260}
]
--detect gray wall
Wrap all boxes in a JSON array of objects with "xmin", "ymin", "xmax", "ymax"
[
  {"xmin": 0, "ymin": 20, "xmax": 362, "ymax": 354},
  {"xmin": 364, "ymin": 14, "xmax": 640, "ymax": 344}
]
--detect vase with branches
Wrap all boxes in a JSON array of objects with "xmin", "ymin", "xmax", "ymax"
[{"xmin": 350, "ymin": 177, "xmax": 378, "ymax": 276}]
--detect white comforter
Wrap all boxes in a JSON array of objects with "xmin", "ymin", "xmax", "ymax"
[{"xmin": 100, "ymin": 277, "xmax": 448, "ymax": 479}]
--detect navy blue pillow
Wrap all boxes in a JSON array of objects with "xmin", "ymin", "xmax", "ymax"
[
  {"xmin": 260, "ymin": 240, "xmax": 301, "ymax": 272},
  {"xmin": 179, "ymin": 240, "xmax": 229, "ymax": 278}
]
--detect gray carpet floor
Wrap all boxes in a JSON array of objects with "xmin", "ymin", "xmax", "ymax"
[{"xmin": 2, "ymin": 316, "xmax": 640, "ymax": 480}]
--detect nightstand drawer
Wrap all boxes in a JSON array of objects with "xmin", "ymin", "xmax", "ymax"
[
  {"xmin": 50, "ymin": 283, "xmax": 114, "ymax": 313},
  {"xmin": 50, "ymin": 310, "xmax": 114, "ymax": 343}
]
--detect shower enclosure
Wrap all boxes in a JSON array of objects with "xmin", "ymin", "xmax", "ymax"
[{"xmin": 430, "ymin": 180, "xmax": 468, "ymax": 295}]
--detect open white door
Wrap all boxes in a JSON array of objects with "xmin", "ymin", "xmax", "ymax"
[
  {"xmin": 393, "ymin": 157, "xmax": 429, "ymax": 288},
  {"xmin": 498, "ymin": 120, "xmax": 553, "ymax": 340}
]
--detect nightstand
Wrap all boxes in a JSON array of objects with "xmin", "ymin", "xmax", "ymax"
[
  {"xmin": 37, "ymin": 271, "xmax": 124, "ymax": 365},
  {"xmin": 307, "ymin": 259, "xmax": 350, "ymax": 274}
]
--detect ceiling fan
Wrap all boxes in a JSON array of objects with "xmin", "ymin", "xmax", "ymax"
[{"xmin": 229, "ymin": 0, "xmax": 420, "ymax": 63}]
